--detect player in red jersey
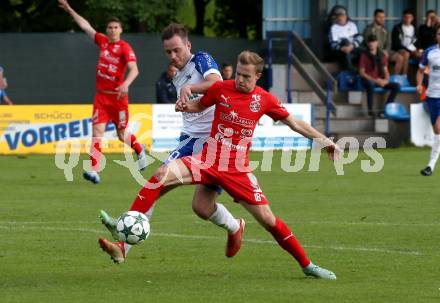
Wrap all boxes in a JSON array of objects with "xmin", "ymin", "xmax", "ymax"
[
  {"xmin": 59, "ymin": 0, "xmax": 146, "ymax": 184},
  {"xmin": 99, "ymin": 51, "xmax": 340, "ymax": 280}
]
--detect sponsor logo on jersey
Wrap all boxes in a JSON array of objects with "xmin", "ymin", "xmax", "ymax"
[
  {"xmin": 213, "ymin": 132, "xmax": 247, "ymax": 151},
  {"xmin": 220, "ymin": 111, "xmax": 255, "ymax": 127},
  {"xmin": 217, "ymin": 124, "xmax": 237, "ymax": 136},
  {"xmin": 220, "ymin": 94, "xmax": 231, "ymax": 107},
  {"xmin": 112, "ymin": 45, "xmax": 121, "ymax": 53}
]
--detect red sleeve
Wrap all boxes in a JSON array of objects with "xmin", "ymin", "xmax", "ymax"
[
  {"xmin": 265, "ymin": 94, "xmax": 290, "ymax": 121},
  {"xmin": 94, "ymin": 33, "xmax": 107, "ymax": 46},
  {"xmin": 200, "ymin": 81, "xmax": 222, "ymax": 107},
  {"xmin": 358, "ymin": 52, "xmax": 367, "ymax": 69},
  {"xmin": 123, "ymin": 43, "xmax": 137, "ymax": 62}
]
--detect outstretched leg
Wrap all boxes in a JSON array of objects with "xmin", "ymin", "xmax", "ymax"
[
  {"xmin": 240, "ymin": 202, "xmax": 336, "ymax": 280},
  {"xmin": 99, "ymin": 159, "xmax": 194, "ymax": 263}
]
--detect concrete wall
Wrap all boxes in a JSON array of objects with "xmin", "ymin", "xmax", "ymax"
[{"xmin": 0, "ymin": 33, "xmax": 262, "ymax": 104}]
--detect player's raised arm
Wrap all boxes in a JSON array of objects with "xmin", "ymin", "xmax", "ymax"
[
  {"xmin": 58, "ymin": 0, "xmax": 96, "ymax": 40},
  {"xmin": 281, "ymin": 114, "xmax": 341, "ymax": 160}
]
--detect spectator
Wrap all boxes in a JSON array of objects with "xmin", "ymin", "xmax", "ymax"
[
  {"xmin": 418, "ymin": 10, "xmax": 439, "ymax": 50},
  {"xmin": 0, "ymin": 66, "xmax": 7, "ymax": 90},
  {"xmin": 0, "ymin": 67, "xmax": 13, "ymax": 105},
  {"xmin": 328, "ymin": 6, "xmax": 363, "ymax": 71},
  {"xmin": 220, "ymin": 62, "xmax": 234, "ymax": 80},
  {"xmin": 363, "ymin": 9, "xmax": 405, "ymax": 74},
  {"xmin": 359, "ymin": 34, "xmax": 400, "ymax": 117},
  {"xmin": 392, "ymin": 10, "xmax": 423, "ymax": 75},
  {"xmin": 155, "ymin": 63, "xmax": 178, "ymax": 103},
  {"xmin": 0, "ymin": 88, "xmax": 13, "ymax": 105}
]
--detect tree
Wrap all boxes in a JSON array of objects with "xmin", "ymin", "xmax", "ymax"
[
  {"xmin": 84, "ymin": 0, "xmax": 184, "ymax": 32},
  {"xmin": 0, "ymin": 0, "xmax": 183, "ymax": 32},
  {"xmin": 0, "ymin": 0, "xmax": 85, "ymax": 32},
  {"xmin": 210, "ymin": 0, "xmax": 262, "ymax": 39},
  {"xmin": 193, "ymin": 0, "xmax": 210, "ymax": 35}
]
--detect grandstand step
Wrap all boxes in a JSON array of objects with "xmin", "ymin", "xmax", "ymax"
[
  {"xmin": 314, "ymin": 104, "xmax": 364, "ymax": 119},
  {"xmin": 314, "ymin": 117, "xmax": 375, "ymax": 133},
  {"xmin": 332, "ymin": 132, "xmax": 389, "ymax": 149}
]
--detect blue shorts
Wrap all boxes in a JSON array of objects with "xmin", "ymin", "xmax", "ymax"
[
  {"xmin": 165, "ymin": 133, "xmax": 222, "ymax": 194},
  {"xmin": 426, "ymin": 97, "xmax": 440, "ymax": 125}
]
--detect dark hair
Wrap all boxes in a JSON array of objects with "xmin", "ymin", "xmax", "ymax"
[
  {"xmin": 426, "ymin": 9, "xmax": 436, "ymax": 17},
  {"xmin": 374, "ymin": 9, "xmax": 385, "ymax": 16},
  {"xmin": 367, "ymin": 34, "xmax": 378, "ymax": 42},
  {"xmin": 221, "ymin": 62, "xmax": 233, "ymax": 69},
  {"xmin": 161, "ymin": 23, "xmax": 188, "ymax": 41},
  {"xmin": 403, "ymin": 9, "xmax": 414, "ymax": 16},
  {"xmin": 106, "ymin": 17, "xmax": 122, "ymax": 27},
  {"xmin": 435, "ymin": 23, "xmax": 440, "ymax": 33}
]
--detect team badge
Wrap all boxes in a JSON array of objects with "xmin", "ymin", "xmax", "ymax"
[{"xmin": 249, "ymin": 100, "xmax": 260, "ymax": 112}]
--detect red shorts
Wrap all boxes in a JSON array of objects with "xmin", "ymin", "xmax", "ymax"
[
  {"xmin": 92, "ymin": 93, "xmax": 129, "ymax": 129},
  {"xmin": 180, "ymin": 156, "xmax": 269, "ymax": 205}
]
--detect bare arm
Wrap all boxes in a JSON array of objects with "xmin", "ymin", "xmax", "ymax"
[
  {"xmin": 3, "ymin": 95, "xmax": 13, "ymax": 105},
  {"xmin": 58, "ymin": 0, "xmax": 96, "ymax": 40},
  {"xmin": 281, "ymin": 114, "xmax": 341, "ymax": 160},
  {"xmin": 116, "ymin": 61, "xmax": 139, "ymax": 99},
  {"xmin": 416, "ymin": 67, "xmax": 426, "ymax": 94},
  {"xmin": 179, "ymin": 73, "xmax": 221, "ymax": 103}
]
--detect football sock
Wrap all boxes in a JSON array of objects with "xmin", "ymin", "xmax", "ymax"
[
  {"xmin": 90, "ymin": 137, "xmax": 102, "ymax": 171},
  {"xmin": 122, "ymin": 242, "xmax": 132, "ymax": 255},
  {"xmin": 208, "ymin": 203, "xmax": 240, "ymax": 233},
  {"xmin": 428, "ymin": 134, "xmax": 440, "ymax": 170},
  {"xmin": 268, "ymin": 217, "xmax": 310, "ymax": 268},
  {"xmin": 130, "ymin": 176, "xmax": 164, "ymax": 213},
  {"xmin": 129, "ymin": 134, "xmax": 143, "ymax": 155}
]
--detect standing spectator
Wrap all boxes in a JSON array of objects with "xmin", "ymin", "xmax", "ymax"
[
  {"xmin": 155, "ymin": 63, "xmax": 178, "ymax": 103},
  {"xmin": 392, "ymin": 10, "xmax": 423, "ymax": 76},
  {"xmin": 418, "ymin": 10, "xmax": 439, "ymax": 51},
  {"xmin": 0, "ymin": 67, "xmax": 13, "ymax": 105},
  {"xmin": 220, "ymin": 62, "xmax": 234, "ymax": 80},
  {"xmin": 363, "ymin": 9, "xmax": 405, "ymax": 74},
  {"xmin": 359, "ymin": 34, "xmax": 400, "ymax": 117},
  {"xmin": 329, "ymin": 6, "xmax": 363, "ymax": 71}
]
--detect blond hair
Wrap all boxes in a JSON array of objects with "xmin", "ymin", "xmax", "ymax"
[{"xmin": 237, "ymin": 51, "xmax": 264, "ymax": 73}]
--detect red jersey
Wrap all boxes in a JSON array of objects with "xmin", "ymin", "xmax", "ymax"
[
  {"xmin": 199, "ymin": 80, "xmax": 289, "ymax": 171},
  {"xmin": 94, "ymin": 33, "xmax": 137, "ymax": 91}
]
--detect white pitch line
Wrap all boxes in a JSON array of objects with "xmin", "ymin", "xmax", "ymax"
[
  {"xmin": 2, "ymin": 220, "xmax": 440, "ymax": 227},
  {"xmin": 0, "ymin": 224, "xmax": 435, "ymax": 257}
]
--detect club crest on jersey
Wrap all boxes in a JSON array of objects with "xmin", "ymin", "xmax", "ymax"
[{"xmin": 249, "ymin": 94, "xmax": 261, "ymax": 112}]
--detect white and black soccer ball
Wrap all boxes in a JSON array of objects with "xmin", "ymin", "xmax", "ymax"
[{"xmin": 116, "ymin": 211, "xmax": 150, "ymax": 245}]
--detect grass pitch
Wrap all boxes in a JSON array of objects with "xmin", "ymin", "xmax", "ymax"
[{"xmin": 0, "ymin": 147, "xmax": 439, "ymax": 303}]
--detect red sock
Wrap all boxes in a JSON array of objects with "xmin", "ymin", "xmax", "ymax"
[
  {"xmin": 268, "ymin": 218, "xmax": 310, "ymax": 268},
  {"xmin": 130, "ymin": 176, "xmax": 164, "ymax": 213},
  {"xmin": 90, "ymin": 138, "xmax": 102, "ymax": 171},
  {"xmin": 129, "ymin": 134, "xmax": 143, "ymax": 155}
]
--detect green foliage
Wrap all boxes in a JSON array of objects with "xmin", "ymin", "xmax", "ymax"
[
  {"xmin": 84, "ymin": 0, "xmax": 184, "ymax": 32},
  {"xmin": 209, "ymin": 0, "xmax": 262, "ymax": 39}
]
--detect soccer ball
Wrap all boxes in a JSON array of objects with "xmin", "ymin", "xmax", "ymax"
[{"xmin": 116, "ymin": 211, "xmax": 150, "ymax": 245}]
